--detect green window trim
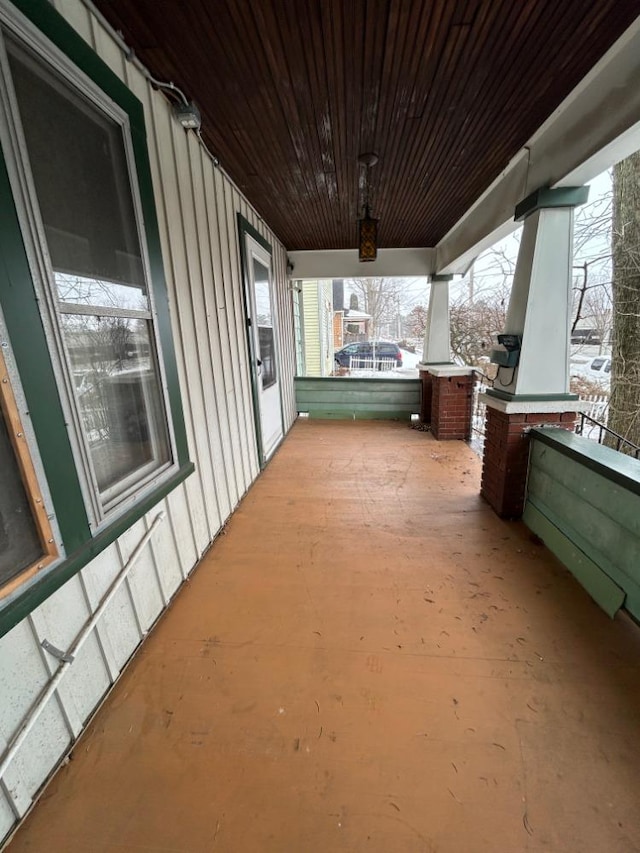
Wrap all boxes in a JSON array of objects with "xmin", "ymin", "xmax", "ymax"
[
  {"xmin": 0, "ymin": 462, "xmax": 194, "ymax": 638},
  {"xmin": 0, "ymin": 0, "xmax": 193, "ymax": 637}
]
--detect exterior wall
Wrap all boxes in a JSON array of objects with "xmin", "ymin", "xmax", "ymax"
[
  {"xmin": 301, "ymin": 280, "xmax": 334, "ymax": 377},
  {"xmin": 0, "ymin": 0, "xmax": 296, "ymax": 842},
  {"xmin": 301, "ymin": 281, "xmax": 321, "ymax": 376}
]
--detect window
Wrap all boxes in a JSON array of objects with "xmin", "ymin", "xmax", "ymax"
[
  {"xmin": 0, "ymin": 1, "xmax": 191, "ymax": 619},
  {"xmin": 253, "ymin": 257, "xmax": 277, "ymax": 390},
  {"xmin": 1, "ymin": 34, "xmax": 172, "ymax": 519}
]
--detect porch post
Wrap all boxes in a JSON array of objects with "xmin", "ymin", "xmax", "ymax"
[
  {"xmin": 418, "ymin": 275, "xmax": 474, "ymax": 438},
  {"xmin": 480, "ymin": 186, "xmax": 589, "ymax": 517},
  {"xmin": 421, "ymin": 275, "xmax": 452, "ymax": 364}
]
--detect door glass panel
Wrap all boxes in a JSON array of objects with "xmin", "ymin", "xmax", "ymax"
[{"xmin": 253, "ymin": 257, "xmax": 277, "ymax": 389}]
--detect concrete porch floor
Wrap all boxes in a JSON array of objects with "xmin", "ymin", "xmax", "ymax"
[{"xmin": 8, "ymin": 420, "xmax": 640, "ymax": 853}]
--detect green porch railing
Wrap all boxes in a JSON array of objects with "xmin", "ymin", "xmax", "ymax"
[
  {"xmin": 294, "ymin": 377, "xmax": 421, "ymax": 421},
  {"xmin": 524, "ymin": 427, "xmax": 640, "ymax": 620}
]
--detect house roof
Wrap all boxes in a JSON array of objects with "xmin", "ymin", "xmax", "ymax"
[{"xmin": 343, "ymin": 309, "xmax": 372, "ymax": 321}]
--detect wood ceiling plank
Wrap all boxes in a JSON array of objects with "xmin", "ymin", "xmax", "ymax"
[{"xmin": 97, "ymin": 0, "xmax": 640, "ymax": 250}]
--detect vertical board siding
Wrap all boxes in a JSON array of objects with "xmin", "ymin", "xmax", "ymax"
[{"xmin": 0, "ymin": 0, "xmax": 297, "ymax": 840}]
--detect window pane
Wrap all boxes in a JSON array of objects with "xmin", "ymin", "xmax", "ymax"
[
  {"xmin": 258, "ymin": 326, "xmax": 276, "ymax": 389},
  {"xmin": 61, "ymin": 315, "xmax": 170, "ymax": 495},
  {"xmin": 253, "ymin": 258, "xmax": 277, "ymax": 389},
  {"xmin": 0, "ymin": 407, "xmax": 41, "ymax": 585},
  {"xmin": 55, "ymin": 274, "xmax": 148, "ymax": 312},
  {"xmin": 7, "ymin": 42, "xmax": 148, "ymax": 310}
]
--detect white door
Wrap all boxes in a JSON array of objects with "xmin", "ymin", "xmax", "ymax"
[{"xmin": 244, "ymin": 235, "xmax": 283, "ymax": 462}]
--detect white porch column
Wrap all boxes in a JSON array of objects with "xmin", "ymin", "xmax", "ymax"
[
  {"xmin": 480, "ymin": 186, "xmax": 590, "ymax": 519},
  {"xmin": 420, "ymin": 274, "xmax": 452, "ymax": 365},
  {"xmin": 489, "ymin": 186, "xmax": 589, "ymax": 399}
]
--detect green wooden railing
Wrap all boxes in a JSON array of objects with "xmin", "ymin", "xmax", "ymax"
[
  {"xmin": 294, "ymin": 377, "xmax": 421, "ymax": 420},
  {"xmin": 524, "ymin": 428, "xmax": 640, "ymax": 620}
]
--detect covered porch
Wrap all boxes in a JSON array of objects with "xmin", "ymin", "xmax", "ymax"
[{"xmin": 8, "ymin": 421, "xmax": 640, "ymax": 852}]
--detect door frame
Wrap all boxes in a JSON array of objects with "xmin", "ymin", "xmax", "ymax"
[{"xmin": 237, "ymin": 213, "xmax": 284, "ymax": 468}]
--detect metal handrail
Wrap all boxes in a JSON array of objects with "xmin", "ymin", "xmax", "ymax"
[{"xmin": 576, "ymin": 412, "xmax": 640, "ymax": 459}]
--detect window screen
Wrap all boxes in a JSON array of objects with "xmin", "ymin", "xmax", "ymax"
[{"xmin": 7, "ymin": 43, "xmax": 144, "ymax": 291}]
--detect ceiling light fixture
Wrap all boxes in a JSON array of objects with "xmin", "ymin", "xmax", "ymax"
[{"xmin": 358, "ymin": 152, "xmax": 379, "ymax": 262}]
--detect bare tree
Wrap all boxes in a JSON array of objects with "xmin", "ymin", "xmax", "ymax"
[
  {"xmin": 608, "ymin": 152, "xmax": 640, "ymax": 450},
  {"xmin": 406, "ymin": 305, "xmax": 428, "ymax": 338},
  {"xmin": 449, "ymin": 289, "xmax": 508, "ymax": 368},
  {"xmin": 346, "ymin": 277, "xmax": 405, "ymax": 339}
]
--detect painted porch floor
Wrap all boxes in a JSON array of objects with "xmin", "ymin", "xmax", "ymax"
[{"xmin": 8, "ymin": 419, "xmax": 640, "ymax": 853}]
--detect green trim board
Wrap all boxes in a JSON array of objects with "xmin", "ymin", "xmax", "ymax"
[
  {"xmin": 130, "ymin": 124, "xmax": 190, "ymax": 467},
  {"xmin": 0, "ymin": 142, "xmax": 89, "ymax": 552},
  {"xmin": 237, "ymin": 213, "xmax": 273, "ymax": 255},
  {"xmin": 532, "ymin": 427, "xmax": 640, "ymax": 498},
  {"xmin": 514, "ymin": 186, "xmax": 590, "ymax": 221},
  {"xmin": 0, "ymin": 462, "xmax": 194, "ymax": 639},
  {"xmin": 485, "ymin": 389, "xmax": 579, "ymax": 403},
  {"xmin": 0, "ymin": 0, "xmax": 193, "ymax": 625},
  {"xmin": 523, "ymin": 502, "xmax": 625, "ymax": 618},
  {"xmin": 295, "ymin": 377, "xmax": 421, "ymax": 420}
]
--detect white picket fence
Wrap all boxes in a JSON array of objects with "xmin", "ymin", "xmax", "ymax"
[
  {"xmin": 348, "ymin": 356, "xmax": 397, "ymax": 375},
  {"xmin": 580, "ymin": 393, "xmax": 609, "ymax": 424}
]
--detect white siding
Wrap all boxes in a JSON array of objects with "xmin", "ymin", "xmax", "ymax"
[{"xmin": 0, "ymin": 0, "xmax": 297, "ymax": 841}]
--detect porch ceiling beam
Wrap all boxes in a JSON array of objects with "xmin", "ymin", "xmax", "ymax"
[
  {"xmin": 287, "ymin": 248, "xmax": 436, "ymax": 281},
  {"xmin": 436, "ymin": 16, "xmax": 640, "ymax": 275}
]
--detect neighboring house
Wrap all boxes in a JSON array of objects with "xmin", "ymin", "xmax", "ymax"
[
  {"xmin": 301, "ymin": 279, "xmax": 334, "ymax": 376},
  {"xmin": 332, "ymin": 279, "xmax": 371, "ymax": 345},
  {"xmin": 343, "ymin": 308, "xmax": 372, "ymax": 342}
]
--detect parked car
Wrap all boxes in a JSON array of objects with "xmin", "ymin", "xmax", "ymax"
[
  {"xmin": 334, "ymin": 341, "xmax": 403, "ymax": 368},
  {"xmin": 590, "ymin": 356, "xmax": 611, "ymax": 374}
]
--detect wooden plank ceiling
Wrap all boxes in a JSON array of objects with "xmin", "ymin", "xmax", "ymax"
[{"xmin": 97, "ymin": 0, "xmax": 640, "ymax": 251}]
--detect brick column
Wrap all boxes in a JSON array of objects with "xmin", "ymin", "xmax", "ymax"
[
  {"xmin": 429, "ymin": 368, "xmax": 474, "ymax": 440},
  {"xmin": 481, "ymin": 406, "xmax": 577, "ymax": 518}
]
